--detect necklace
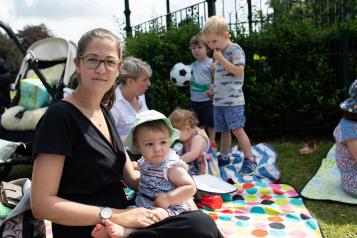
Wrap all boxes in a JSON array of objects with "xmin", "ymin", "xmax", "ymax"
[{"xmin": 72, "ymin": 91, "xmax": 103, "ymax": 127}]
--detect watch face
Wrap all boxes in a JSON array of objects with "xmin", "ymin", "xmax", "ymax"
[{"xmin": 101, "ymin": 207, "xmax": 112, "ymax": 220}]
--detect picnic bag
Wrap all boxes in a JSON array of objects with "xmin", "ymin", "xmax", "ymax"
[{"xmin": 0, "ymin": 178, "xmax": 46, "ymax": 238}]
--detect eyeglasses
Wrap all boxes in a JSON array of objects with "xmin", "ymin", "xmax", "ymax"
[{"xmin": 80, "ymin": 54, "xmax": 120, "ymax": 72}]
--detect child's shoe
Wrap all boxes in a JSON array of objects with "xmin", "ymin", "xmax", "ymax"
[
  {"xmin": 239, "ymin": 157, "xmax": 257, "ymax": 176},
  {"xmin": 217, "ymin": 153, "xmax": 231, "ymax": 166}
]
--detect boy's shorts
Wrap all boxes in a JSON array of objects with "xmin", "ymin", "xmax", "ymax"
[
  {"xmin": 214, "ymin": 105, "xmax": 245, "ymax": 132},
  {"xmin": 191, "ymin": 100, "xmax": 214, "ymax": 127}
]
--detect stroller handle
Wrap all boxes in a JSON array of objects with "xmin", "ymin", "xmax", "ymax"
[{"xmin": 0, "ymin": 21, "xmax": 27, "ymax": 56}]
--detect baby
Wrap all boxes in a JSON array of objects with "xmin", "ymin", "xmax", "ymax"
[
  {"xmin": 169, "ymin": 108, "xmax": 219, "ymax": 176},
  {"xmin": 92, "ymin": 110, "xmax": 196, "ymax": 238}
]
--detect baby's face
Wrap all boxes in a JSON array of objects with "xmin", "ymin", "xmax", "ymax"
[
  {"xmin": 179, "ymin": 125, "xmax": 193, "ymax": 142},
  {"xmin": 135, "ymin": 127, "xmax": 171, "ymax": 164},
  {"xmin": 203, "ymin": 31, "xmax": 229, "ymax": 51},
  {"xmin": 191, "ymin": 43, "xmax": 208, "ymax": 61}
]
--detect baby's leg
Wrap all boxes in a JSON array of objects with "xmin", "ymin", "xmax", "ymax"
[
  {"xmin": 105, "ymin": 219, "xmax": 136, "ymax": 238},
  {"xmin": 91, "ymin": 223, "xmax": 110, "ymax": 238}
]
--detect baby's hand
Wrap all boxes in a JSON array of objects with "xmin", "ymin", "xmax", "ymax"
[{"xmin": 155, "ymin": 193, "xmax": 170, "ymax": 209}]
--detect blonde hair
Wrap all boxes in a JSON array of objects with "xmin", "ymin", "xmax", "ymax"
[
  {"xmin": 119, "ymin": 57, "xmax": 152, "ymax": 85},
  {"xmin": 169, "ymin": 108, "xmax": 199, "ymax": 130},
  {"xmin": 189, "ymin": 33, "xmax": 208, "ymax": 49},
  {"xmin": 202, "ymin": 16, "xmax": 229, "ymax": 35}
]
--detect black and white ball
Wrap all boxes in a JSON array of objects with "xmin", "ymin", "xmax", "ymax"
[{"xmin": 170, "ymin": 63, "xmax": 192, "ymax": 87}]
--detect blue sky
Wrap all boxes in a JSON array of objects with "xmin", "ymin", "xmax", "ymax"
[{"xmin": 0, "ymin": 0, "xmax": 268, "ymax": 43}]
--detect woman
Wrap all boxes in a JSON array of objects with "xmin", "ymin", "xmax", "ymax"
[
  {"xmin": 110, "ymin": 57, "xmax": 151, "ymax": 144},
  {"xmin": 30, "ymin": 28, "xmax": 223, "ymax": 238}
]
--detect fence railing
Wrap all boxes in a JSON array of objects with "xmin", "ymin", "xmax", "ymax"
[
  {"xmin": 132, "ymin": 1, "xmax": 208, "ymax": 36},
  {"xmin": 130, "ymin": 0, "xmax": 357, "ymax": 37}
]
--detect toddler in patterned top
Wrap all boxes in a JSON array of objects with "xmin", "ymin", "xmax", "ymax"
[
  {"xmin": 333, "ymin": 79, "xmax": 357, "ymax": 197},
  {"xmin": 92, "ymin": 110, "xmax": 196, "ymax": 238},
  {"xmin": 169, "ymin": 108, "xmax": 220, "ymax": 176}
]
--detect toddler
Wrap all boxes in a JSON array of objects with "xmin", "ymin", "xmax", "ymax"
[{"xmin": 92, "ymin": 110, "xmax": 196, "ymax": 238}]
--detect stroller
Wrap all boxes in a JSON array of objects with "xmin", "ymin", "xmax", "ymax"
[{"xmin": 0, "ymin": 21, "xmax": 77, "ymax": 178}]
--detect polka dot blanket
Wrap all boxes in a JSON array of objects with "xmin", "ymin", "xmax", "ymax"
[{"xmin": 202, "ymin": 182, "xmax": 323, "ymax": 238}]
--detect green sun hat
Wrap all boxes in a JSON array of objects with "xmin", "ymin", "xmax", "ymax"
[{"xmin": 126, "ymin": 110, "xmax": 180, "ymax": 154}]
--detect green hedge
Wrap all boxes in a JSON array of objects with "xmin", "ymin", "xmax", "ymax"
[{"xmin": 124, "ymin": 20, "xmax": 357, "ymax": 135}]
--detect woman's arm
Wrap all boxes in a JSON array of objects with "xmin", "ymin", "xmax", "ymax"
[
  {"xmin": 122, "ymin": 150, "xmax": 140, "ymax": 191},
  {"xmin": 31, "ymin": 153, "xmax": 157, "ymax": 228},
  {"xmin": 31, "ymin": 153, "xmax": 103, "ymax": 226},
  {"xmin": 155, "ymin": 167, "xmax": 196, "ymax": 208},
  {"xmin": 180, "ymin": 135, "xmax": 206, "ymax": 163},
  {"xmin": 346, "ymin": 139, "xmax": 357, "ymax": 163}
]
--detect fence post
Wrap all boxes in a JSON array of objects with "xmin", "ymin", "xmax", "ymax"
[
  {"xmin": 206, "ymin": 0, "xmax": 216, "ymax": 17},
  {"xmin": 166, "ymin": 0, "xmax": 172, "ymax": 28},
  {"xmin": 247, "ymin": 0, "xmax": 252, "ymax": 33},
  {"xmin": 124, "ymin": 0, "xmax": 132, "ymax": 38}
]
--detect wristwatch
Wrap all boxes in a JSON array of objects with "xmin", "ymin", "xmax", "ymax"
[{"xmin": 100, "ymin": 207, "xmax": 112, "ymax": 223}]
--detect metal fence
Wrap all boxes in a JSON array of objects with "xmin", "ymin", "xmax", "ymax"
[
  {"xmin": 130, "ymin": 0, "xmax": 357, "ymax": 36},
  {"xmin": 132, "ymin": 1, "xmax": 208, "ymax": 36}
]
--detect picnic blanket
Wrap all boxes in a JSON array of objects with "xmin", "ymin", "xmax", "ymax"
[
  {"xmin": 202, "ymin": 181, "xmax": 323, "ymax": 238},
  {"xmin": 301, "ymin": 144, "xmax": 357, "ymax": 204},
  {"xmin": 219, "ymin": 143, "xmax": 280, "ymax": 184}
]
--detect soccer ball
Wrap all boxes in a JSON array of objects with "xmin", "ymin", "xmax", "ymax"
[{"xmin": 170, "ymin": 63, "xmax": 192, "ymax": 87}]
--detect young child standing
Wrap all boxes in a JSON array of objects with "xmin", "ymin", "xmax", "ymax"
[
  {"xmin": 333, "ymin": 79, "xmax": 357, "ymax": 198},
  {"xmin": 202, "ymin": 15, "xmax": 256, "ymax": 175},
  {"xmin": 189, "ymin": 33, "xmax": 216, "ymax": 148},
  {"xmin": 92, "ymin": 110, "xmax": 197, "ymax": 238},
  {"xmin": 169, "ymin": 108, "xmax": 219, "ymax": 176}
]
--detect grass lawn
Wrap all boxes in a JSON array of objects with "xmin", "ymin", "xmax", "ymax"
[{"xmin": 3, "ymin": 138, "xmax": 357, "ymax": 238}]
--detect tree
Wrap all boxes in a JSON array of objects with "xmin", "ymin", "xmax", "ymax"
[{"xmin": 17, "ymin": 24, "xmax": 53, "ymax": 50}]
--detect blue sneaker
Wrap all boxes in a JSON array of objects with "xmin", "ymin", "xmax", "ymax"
[
  {"xmin": 217, "ymin": 154, "xmax": 231, "ymax": 166},
  {"xmin": 239, "ymin": 157, "xmax": 257, "ymax": 176}
]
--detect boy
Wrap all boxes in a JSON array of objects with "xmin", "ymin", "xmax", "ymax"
[
  {"xmin": 202, "ymin": 16, "xmax": 256, "ymax": 175},
  {"xmin": 189, "ymin": 33, "xmax": 216, "ymax": 148}
]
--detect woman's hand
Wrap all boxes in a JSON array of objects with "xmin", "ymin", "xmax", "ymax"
[
  {"xmin": 113, "ymin": 207, "xmax": 158, "ymax": 228},
  {"xmin": 150, "ymin": 207, "xmax": 169, "ymax": 220},
  {"xmin": 131, "ymin": 161, "xmax": 139, "ymax": 171}
]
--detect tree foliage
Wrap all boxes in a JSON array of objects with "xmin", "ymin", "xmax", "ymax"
[
  {"xmin": 123, "ymin": 3, "xmax": 357, "ymax": 135},
  {"xmin": 17, "ymin": 24, "xmax": 53, "ymax": 50},
  {"xmin": 0, "ymin": 23, "xmax": 53, "ymax": 80}
]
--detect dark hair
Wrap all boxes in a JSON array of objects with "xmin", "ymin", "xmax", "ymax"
[
  {"xmin": 189, "ymin": 33, "xmax": 209, "ymax": 49},
  {"xmin": 342, "ymin": 110, "xmax": 357, "ymax": 122},
  {"xmin": 77, "ymin": 28, "xmax": 122, "ymax": 109},
  {"xmin": 118, "ymin": 57, "xmax": 152, "ymax": 85}
]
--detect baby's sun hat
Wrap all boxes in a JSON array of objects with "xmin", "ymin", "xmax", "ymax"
[
  {"xmin": 340, "ymin": 79, "xmax": 357, "ymax": 113},
  {"xmin": 126, "ymin": 110, "xmax": 180, "ymax": 154}
]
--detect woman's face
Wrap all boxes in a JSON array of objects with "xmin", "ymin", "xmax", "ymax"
[
  {"xmin": 75, "ymin": 38, "xmax": 120, "ymax": 95},
  {"xmin": 129, "ymin": 72, "xmax": 151, "ymax": 96}
]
